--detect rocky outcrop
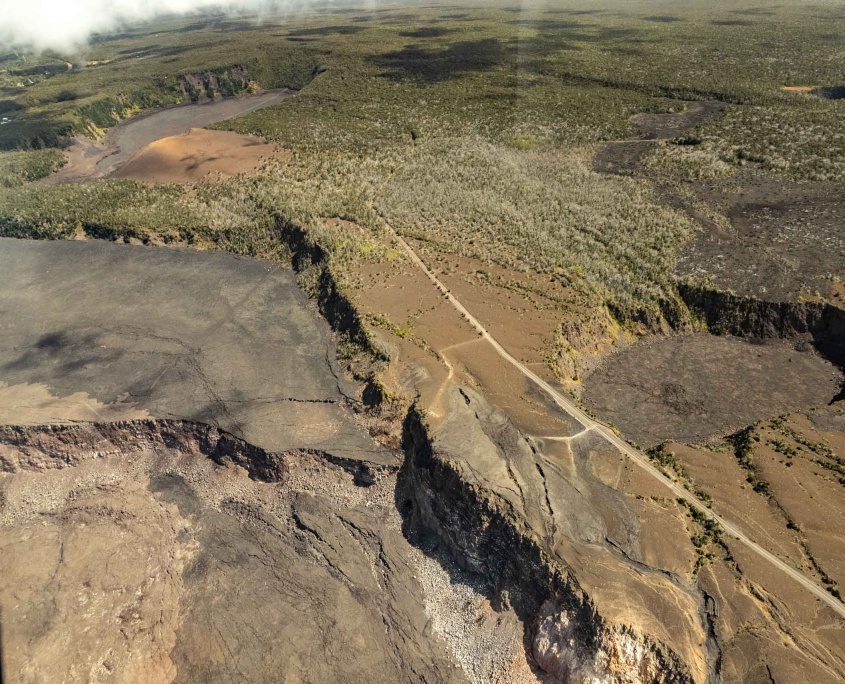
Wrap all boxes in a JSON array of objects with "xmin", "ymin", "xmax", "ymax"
[
  {"xmin": 179, "ymin": 66, "xmax": 252, "ymax": 102},
  {"xmin": 276, "ymin": 218, "xmax": 703, "ymax": 683},
  {"xmin": 678, "ymin": 281, "xmax": 845, "ymax": 369},
  {"xmin": 399, "ymin": 405, "xmax": 695, "ymax": 684},
  {"xmin": 0, "ymin": 413, "xmax": 695, "ymax": 684},
  {"xmin": 533, "ymin": 600, "xmax": 687, "ymax": 684},
  {"xmin": 0, "ymin": 419, "xmax": 390, "ymax": 485},
  {"xmin": 0, "ymin": 419, "xmax": 465, "ymax": 684}
]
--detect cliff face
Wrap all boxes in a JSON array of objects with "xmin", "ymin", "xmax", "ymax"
[
  {"xmin": 0, "ymin": 226, "xmax": 726, "ymax": 683},
  {"xmin": 0, "ymin": 415, "xmax": 695, "ymax": 684},
  {"xmin": 179, "ymin": 66, "xmax": 252, "ymax": 101},
  {"xmin": 276, "ymin": 219, "xmax": 711, "ymax": 683},
  {"xmin": 0, "ymin": 419, "xmax": 388, "ymax": 484},
  {"xmin": 678, "ymin": 282, "xmax": 845, "ymax": 369},
  {"xmin": 399, "ymin": 403, "xmax": 697, "ymax": 684},
  {"xmin": 0, "ymin": 419, "xmax": 468, "ymax": 684}
]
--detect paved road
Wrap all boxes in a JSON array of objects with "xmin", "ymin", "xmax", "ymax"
[{"xmin": 384, "ymin": 224, "xmax": 845, "ymax": 621}]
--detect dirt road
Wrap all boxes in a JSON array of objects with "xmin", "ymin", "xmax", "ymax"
[{"xmin": 384, "ymin": 223, "xmax": 845, "ymax": 621}]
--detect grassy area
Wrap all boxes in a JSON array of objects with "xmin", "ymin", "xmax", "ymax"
[
  {"xmin": 0, "ymin": 148, "xmax": 65, "ymax": 186},
  {"xmin": 2, "ymin": 0, "xmax": 844, "ymax": 323},
  {"xmin": 378, "ymin": 138, "xmax": 693, "ymax": 317}
]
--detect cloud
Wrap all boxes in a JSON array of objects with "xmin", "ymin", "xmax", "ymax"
[{"xmin": 0, "ymin": 0, "xmax": 283, "ymax": 53}]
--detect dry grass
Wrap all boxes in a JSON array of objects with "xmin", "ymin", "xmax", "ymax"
[
  {"xmin": 378, "ymin": 137, "xmax": 694, "ymax": 317},
  {"xmin": 0, "ymin": 148, "xmax": 65, "ymax": 187}
]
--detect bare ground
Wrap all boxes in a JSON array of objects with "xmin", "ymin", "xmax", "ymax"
[
  {"xmin": 0, "ymin": 237, "xmax": 391, "ymax": 464},
  {"xmin": 593, "ymin": 101, "xmax": 725, "ymax": 176},
  {"xmin": 113, "ymin": 128, "xmax": 281, "ymax": 184},
  {"xmin": 0, "ymin": 422, "xmax": 474, "ymax": 684},
  {"xmin": 329, "ymin": 219, "xmax": 845, "ymax": 681},
  {"xmin": 42, "ymin": 90, "xmax": 291, "ymax": 184}
]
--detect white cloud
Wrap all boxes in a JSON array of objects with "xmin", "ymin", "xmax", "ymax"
[{"xmin": 0, "ymin": 0, "xmax": 283, "ymax": 53}]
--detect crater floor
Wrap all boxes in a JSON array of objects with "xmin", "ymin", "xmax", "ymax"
[
  {"xmin": 0, "ymin": 237, "xmax": 393, "ymax": 464},
  {"xmin": 582, "ymin": 333, "xmax": 843, "ymax": 447}
]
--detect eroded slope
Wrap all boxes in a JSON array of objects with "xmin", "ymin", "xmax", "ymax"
[{"xmin": 0, "ymin": 420, "xmax": 466, "ymax": 683}]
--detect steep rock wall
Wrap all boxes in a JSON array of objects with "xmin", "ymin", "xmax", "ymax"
[
  {"xmin": 678, "ymin": 282, "xmax": 845, "ymax": 369},
  {"xmin": 398, "ymin": 407, "xmax": 695, "ymax": 684}
]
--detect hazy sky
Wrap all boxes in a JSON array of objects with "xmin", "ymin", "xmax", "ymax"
[{"xmin": 0, "ymin": 0, "xmax": 282, "ymax": 52}]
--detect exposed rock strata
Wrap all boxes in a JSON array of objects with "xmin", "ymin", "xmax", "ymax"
[
  {"xmin": 678, "ymin": 282, "xmax": 845, "ymax": 369},
  {"xmin": 280, "ymin": 219, "xmax": 710, "ymax": 683},
  {"xmin": 400, "ymin": 399, "xmax": 698, "ymax": 684},
  {"xmin": 0, "ymin": 420, "xmax": 466, "ymax": 684}
]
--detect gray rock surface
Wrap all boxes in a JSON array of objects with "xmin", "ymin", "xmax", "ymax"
[
  {"xmin": 0, "ymin": 421, "xmax": 466, "ymax": 684},
  {"xmin": 0, "ymin": 238, "xmax": 392, "ymax": 465}
]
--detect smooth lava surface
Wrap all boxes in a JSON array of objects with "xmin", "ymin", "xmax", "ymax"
[
  {"xmin": 582, "ymin": 333, "xmax": 843, "ymax": 447},
  {"xmin": 0, "ymin": 237, "xmax": 393, "ymax": 465}
]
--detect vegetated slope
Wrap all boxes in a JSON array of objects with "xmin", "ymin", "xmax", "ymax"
[
  {"xmin": 0, "ymin": 148, "xmax": 65, "ymax": 186},
  {"xmin": 0, "ymin": 26, "xmax": 320, "ymax": 150},
  {"xmin": 377, "ymin": 137, "xmax": 693, "ymax": 320},
  {"xmin": 4, "ymin": 0, "xmax": 844, "ymax": 322}
]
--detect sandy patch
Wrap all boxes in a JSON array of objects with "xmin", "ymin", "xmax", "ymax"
[
  {"xmin": 0, "ymin": 381, "xmax": 148, "ymax": 424},
  {"xmin": 113, "ymin": 128, "xmax": 280, "ymax": 184}
]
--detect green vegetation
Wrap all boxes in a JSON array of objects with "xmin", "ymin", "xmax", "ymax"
[
  {"xmin": 2, "ymin": 0, "xmax": 845, "ymax": 325},
  {"xmin": 647, "ymin": 443, "xmax": 686, "ymax": 478},
  {"xmin": 701, "ymin": 97, "xmax": 845, "ymax": 182},
  {"xmin": 0, "ymin": 25, "xmax": 320, "ymax": 148},
  {"xmin": 379, "ymin": 138, "xmax": 693, "ymax": 316},
  {"xmin": 0, "ymin": 148, "xmax": 65, "ymax": 186},
  {"xmin": 676, "ymin": 497, "xmax": 727, "ymax": 573},
  {"xmin": 728, "ymin": 426, "xmax": 774, "ymax": 496}
]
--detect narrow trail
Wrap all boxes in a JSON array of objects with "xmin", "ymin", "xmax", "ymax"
[
  {"xmin": 533, "ymin": 427, "xmax": 595, "ymax": 443},
  {"xmin": 384, "ymin": 225, "xmax": 845, "ymax": 620}
]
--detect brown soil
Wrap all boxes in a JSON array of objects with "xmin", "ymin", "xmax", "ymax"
[
  {"xmin": 334, "ymin": 98, "xmax": 845, "ymax": 681},
  {"xmin": 582, "ymin": 333, "xmax": 843, "ymax": 447},
  {"xmin": 0, "ymin": 421, "xmax": 477, "ymax": 684},
  {"xmin": 324, "ymin": 219, "xmax": 845, "ymax": 681},
  {"xmin": 340, "ymin": 221, "xmax": 588, "ymax": 436},
  {"xmin": 113, "ymin": 128, "xmax": 279, "ymax": 184},
  {"xmin": 698, "ymin": 556, "xmax": 844, "ymax": 683},
  {"xmin": 662, "ymin": 405, "xmax": 845, "ymax": 682}
]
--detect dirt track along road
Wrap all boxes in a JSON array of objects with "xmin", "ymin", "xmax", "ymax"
[{"xmin": 383, "ymin": 224, "xmax": 845, "ymax": 620}]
